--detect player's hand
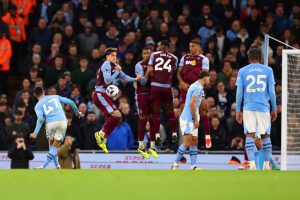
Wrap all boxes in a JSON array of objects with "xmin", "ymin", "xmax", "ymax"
[
  {"xmin": 236, "ymin": 112, "xmax": 243, "ymax": 124},
  {"xmin": 29, "ymin": 133, "xmax": 37, "ymax": 139},
  {"xmin": 271, "ymin": 111, "xmax": 277, "ymax": 122},
  {"xmin": 194, "ymin": 120, "xmax": 199, "ymax": 128},
  {"xmin": 205, "ymin": 135, "xmax": 212, "ymax": 149},
  {"xmin": 77, "ymin": 112, "xmax": 83, "ymax": 119},
  {"xmin": 136, "ymin": 75, "xmax": 143, "ymax": 81},
  {"xmin": 180, "ymin": 81, "xmax": 190, "ymax": 91},
  {"xmin": 115, "ymin": 65, "xmax": 122, "ymax": 71}
]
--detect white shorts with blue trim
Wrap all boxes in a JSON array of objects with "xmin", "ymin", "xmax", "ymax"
[
  {"xmin": 243, "ymin": 110, "xmax": 271, "ymax": 136},
  {"xmin": 45, "ymin": 121, "xmax": 67, "ymax": 141},
  {"xmin": 179, "ymin": 118, "xmax": 198, "ymax": 137}
]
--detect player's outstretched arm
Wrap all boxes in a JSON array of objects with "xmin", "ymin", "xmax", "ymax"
[
  {"xmin": 135, "ymin": 63, "xmax": 148, "ymax": 85},
  {"xmin": 190, "ymin": 93, "xmax": 200, "ymax": 128},
  {"xmin": 119, "ymin": 70, "xmax": 142, "ymax": 82},
  {"xmin": 30, "ymin": 109, "xmax": 44, "ymax": 139},
  {"xmin": 58, "ymin": 96, "xmax": 82, "ymax": 118}
]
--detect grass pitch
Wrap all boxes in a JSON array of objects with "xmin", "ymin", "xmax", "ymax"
[{"xmin": 0, "ymin": 170, "xmax": 299, "ymax": 200}]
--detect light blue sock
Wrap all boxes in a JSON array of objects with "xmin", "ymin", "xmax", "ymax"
[
  {"xmin": 245, "ymin": 137, "xmax": 255, "ymax": 161},
  {"xmin": 254, "ymin": 146, "xmax": 260, "ymax": 170},
  {"xmin": 42, "ymin": 153, "xmax": 55, "ymax": 168},
  {"xmin": 175, "ymin": 144, "xmax": 187, "ymax": 164},
  {"xmin": 50, "ymin": 146, "xmax": 59, "ymax": 168},
  {"xmin": 189, "ymin": 145, "xmax": 198, "ymax": 166},
  {"xmin": 262, "ymin": 138, "xmax": 272, "ymax": 161}
]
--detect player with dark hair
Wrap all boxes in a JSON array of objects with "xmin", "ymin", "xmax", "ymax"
[
  {"xmin": 177, "ymin": 39, "xmax": 212, "ymax": 149},
  {"xmin": 30, "ymin": 87, "xmax": 82, "ymax": 169},
  {"xmin": 236, "ymin": 47, "xmax": 277, "ymax": 170},
  {"xmin": 135, "ymin": 47, "xmax": 155, "ymax": 158},
  {"xmin": 172, "ymin": 71, "xmax": 210, "ymax": 170}
]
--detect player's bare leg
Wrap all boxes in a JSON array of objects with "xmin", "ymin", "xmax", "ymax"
[
  {"xmin": 95, "ymin": 110, "xmax": 121, "ymax": 153},
  {"xmin": 172, "ymin": 134, "xmax": 192, "ymax": 170},
  {"xmin": 245, "ymin": 133, "xmax": 256, "ymax": 170},
  {"xmin": 137, "ymin": 115, "xmax": 150, "ymax": 159}
]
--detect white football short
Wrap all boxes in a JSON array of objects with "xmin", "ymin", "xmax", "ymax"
[
  {"xmin": 45, "ymin": 121, "xmax": 68, "ymax": 141},
  {"xmin": 243, "ymin": 110, "xmax": 271, "ymax": 136},
  {"xmin": 179, "ymin": 118, "xmax": 198, "ymax": 137}
]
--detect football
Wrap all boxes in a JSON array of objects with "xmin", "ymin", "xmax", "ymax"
[{"xmin": 106, "ymin": 85, "xmax": 119, "ymax": 98}]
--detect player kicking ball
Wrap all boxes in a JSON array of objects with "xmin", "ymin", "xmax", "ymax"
[
  {"xmin": 236, "ymin": 47, "xmax": 277, "ymax": 170},
  {"xmin": 171, "ymin": 71, "xmax": 210, "ymax": 170},
  {"xmin": 30, "ymin": 87, "xmax": 82, "ymax": 169}
]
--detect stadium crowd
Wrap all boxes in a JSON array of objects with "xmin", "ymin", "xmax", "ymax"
[{"xmin": 0, "ymin": 0, "xmax": 298, "ymax": 152}]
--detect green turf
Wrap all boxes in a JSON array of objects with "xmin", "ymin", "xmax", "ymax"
[{"xmin": 0, "ymin": 170, "xmax": 299, "ymax": 200}]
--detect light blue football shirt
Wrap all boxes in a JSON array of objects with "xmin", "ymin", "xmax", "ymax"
[
  {"xmin": 236, "ymin": 63, "xmax": 276, "ymax": 113},
  {"xmin": 180, "ymin": 81, "xmax": 204, "ymax": 121}
]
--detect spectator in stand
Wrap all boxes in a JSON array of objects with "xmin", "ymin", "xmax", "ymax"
[
  {"xmin": 274, "ymin": 3, "xmax": 290, "ymax": 33},
  {"xmin": 72, "ymin": 56, "xmax": 95, "ymax": 97},
  {"xmin": 28, "ymin": 67, "xmax": 40, "ymax": 86},
  {"xmin": 65, "ymin": 112, "xmax": 82, "ymax": 150},
  {"xmin": 94, "ymin": 15, "xmax": 106, "ymax": 39},
  {"xmin": 8, "ymin": 133, "xmax": 34, "ymax": 169},
  {"xmin": 66, "ymin": 44, "xmax": 80, "ymax": 72},
  {"xmin": 45, "ymin": 43, "xmax": 66, "ymax": 68},
  {"xmin": 55, "ymin": 75, "xmax": 71, "ymax": 97},
  {"xmin": 226, "ymin": 76, "xmax": 237, "ymax": 111},
  {"xmin": 80, "ymin": 111, "xmax": 99, "ymax": 150},
  {"xmin": 47, "ymin": 86, "xmax": 57, "ymax": 95},
  {"xmin": 36, "ymin": 0, "xmax": 59, "ymax": 25},
  {"xmin": 15, "ymin": 102, "xmax": 35, "ymax": 132},
  {"xmin": 28, "ymin": 18, "xmax": 52, "ymax": 53},
  {"xmin": 62, "ymin": 2, "xmax": 74, "ymax": 25},
  {"xmin": 291, "ymin": 15, "xmax": 300, "ymax": 43},
  {"xmin": 116, "ymin": 9, "xmax": 134, "ymax": 37},
  {"xmin": 5, "ymin": 111, "xmax": 30, "ymax": 147},
  {"xmin": 244, "ymin": 7, "xmax": 262, "ymax": 39},
  {"xmin": 14, "ymin": 78, "xmax": 31, "ymax": 107},
  {"xmin": 198, "ymin": 16, "xmax": 215, "ymax": 47},
  {"xmin": 89, "ymin": 48, "xmax": 102, "ymax": 73},
  {"xmin": 220, "ymin": 6, "xmax": 235, "ymax": 32},
  {"xmin": 210, "ymin": 116, "xmax": 227, "ymax": 150},
  {"xmin": 62, "ymin": 25, "xmax": 76, "ymax": 52},
  {"xmin": 69, "ymin": 85, "xmax": 83, "ymax": 106},
  {"xmin": 206, "ymin": 70, "xmax": 218, "ymax": 98},
  {"xmin": 218, "ymin": 60, "xmax": 232, "ymax": 86},
  {"xmin": 265, "ymin": 12, "xmax": 280, "ymax": 40},
  {"xmin": 45, "ymin": 55, "xmax": 66, "ymax": 88},
  {"xmin": 157, "ymin": 22, "xmax": 169, "ymax": 42},
  {"xmin": 24, "ymin": 54, "xmax": 45, "ymax": 78},
  {"xmin": 77, "ymin": 21, "xmax": 99, "ymax": 56},
  {"xmin": 143, "ymin": 8, "xmax": 162, "ymax": 30},
  {"xmin": 226, "ymin": 20, "xmax": 241, "ymax": 42},
  {"xmin": 226, "ymin": 103, "xmax": 244, "ymax": 150},
  {"xmin": 215, "ymin": 81, "xmax": 228, "ymax": 117},
  {"xmin": 179, "ymin": 23, "xmax": 196, "ymax": 53},
  {"xmin": 101, "ymin": 24, "xmax": 121, "ymax": 48}
]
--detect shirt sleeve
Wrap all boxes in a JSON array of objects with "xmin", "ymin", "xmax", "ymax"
[
  {"xmin": 58, "ymin": 96, "xmax": 79, "ymax": 114},
  {"xmin": 148, "ymin": 53, "xmax": 155, "ymax": 65},
  {"xmin": 174, "ymin": 56, "xmax": 178, "ymax": 70},
  {"xmin": 101, "ymin": 61, "xmax": 120, "ymax": 85},
  {"xmin": 179, "ymin": 56, "xmax": 185, "ymax": 67},
  {"xmin": 192, "ymin": 88, "xmax": 201, "ymax": 97},
  {"xmin": 235, "ymin": 70, "xmax": 244, "ymax": 112},
  {"xmin": 33, "ymin": 106, "xmax": 44, "ymax": 134},
  {"xmin": 268, "ymin": 69, "xmax": 277, "ymax": 111},
  {"xmin": 119, "ymin": 71, "xmax": 136, "ymax": 82},
  {"xmin": 135, "ymin": 63, "xmax": 148, "ymax": 85},
  {"xmin": 202, "ymin": 56, "xmax": 209, "ymax": 70}
]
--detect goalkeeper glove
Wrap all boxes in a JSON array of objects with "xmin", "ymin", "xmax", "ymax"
[{"xmin": 205, "ymin": 135, "xmax": 212, "ymax": 149}]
